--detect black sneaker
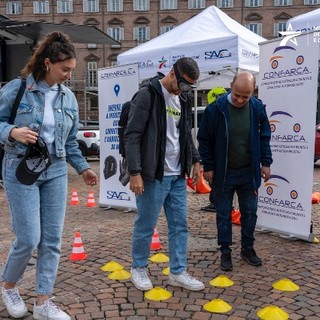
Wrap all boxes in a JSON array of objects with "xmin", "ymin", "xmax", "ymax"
[
  {"xmin": 240, "ymin": 248, "xmax": 262, "ymax": 266},
  {"xmin": 220, "ymin": 252, "xmax": 233, "ymax": 271},
  {"xmin": 201, "ymin": 203, "xmax": 216, "ymax": 212}
]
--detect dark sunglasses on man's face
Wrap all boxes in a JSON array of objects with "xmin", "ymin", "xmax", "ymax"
[{"xmin": 173, "ymin": 63, "xmax": 198, "ymax": 92}]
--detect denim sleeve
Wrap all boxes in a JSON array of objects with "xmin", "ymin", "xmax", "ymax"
[{"xmin": 64, "ymin": 92, "xmax": 90, "ymax": 174}]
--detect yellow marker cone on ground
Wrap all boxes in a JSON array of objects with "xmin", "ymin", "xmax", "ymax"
[
  {"xmin": 257, "ymin": 305, "xmax": 289, "ymax": 320},
  {"xmin": 101, "ymin": 261, "xmax": 124, "ymax": 272},
  {"xmin": 108, "ymin": 269, "xmax": 131, "ymax": 280},
  {"xmin": 314, "ymin": 236, "xmax": 319, "ymax": 243},
  {"xmin": 209, "ymin": 275, "xmax": 234, "ymax": 287},
  {"xmin": 145, "ymin": 287, "xmax": 172, "ymax": 301},
  {"xmin": 272, "ymin": 278, "xmax": 300, "ymax": 291},
  {"xmin": 162, "ymin": 266, "xmax": 170, "ymax": 276},
  {"xmin": 149, "ymin": 252, "xmax": 169, "ymax": 263},
  {"xmin": 203, "ymin": 299, "xmax": 232, "ymax": 313}
]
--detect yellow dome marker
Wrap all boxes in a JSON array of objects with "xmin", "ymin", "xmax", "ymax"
[
  {"xmin": 149, "ymin": 253, "xmax": 170, "ymax": 263},
  {"xmin": 101, "ymin": 261, "xmax": 124, "ymax": 272},
  {"xmin": 162, "ymin": 266, "xmax": 170, "ymax": 275},
  {"xmin": 108, "ymin": 269, "xmax": 131, "ymax": 280},
  {"xmin": 203, "ymin": 299, "xmax": 232, "ymax": 313},
  {"xmin": 314, "ymin": 237, "xmax": 319, "ymax": 243},
  {"xmin": 272, "ymin": 278, "xmax": 300, "ymax": 291},
  {"xmin": 209, "ymin": 275, "xmax": 234, "ymax": 287},
  {"xmin": 257, "ymin": 305, "xmax": 289, "ymax": 320},
  {"xmin": 145, "ymin": 287, "xmax": 172, "ymax": 301}
]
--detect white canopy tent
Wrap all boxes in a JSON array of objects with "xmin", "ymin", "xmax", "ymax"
[
  {"xmin": 117, "ymin": 5, "xmax": 266, "ymax": 89},
  {"xmin": 286, "ymin": 8, "xmax": 320, "ymax": 32}
]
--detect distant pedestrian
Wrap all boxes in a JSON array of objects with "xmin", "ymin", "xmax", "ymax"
[
  {"xmin": 197, "ymin": 71, "xmax": 272, "ymax": 271},
  {"xmin": 0, "ymin": 31, "xmax": 97, "ymax": 319},
  {"xmin": 125, "ymin": 57, "xmax": 205, "ymax": 292}
]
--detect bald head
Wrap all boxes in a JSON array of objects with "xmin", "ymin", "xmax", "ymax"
[{"xmin": 230, "ymin": 71, "xmax": 256, "ymax": 108}]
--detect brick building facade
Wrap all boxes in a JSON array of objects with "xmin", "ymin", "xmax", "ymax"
[{"xmin": 1, "ymin": 0, "xmax": 319, "ymax": 119}]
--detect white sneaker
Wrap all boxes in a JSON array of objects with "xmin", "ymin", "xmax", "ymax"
[
  {"xmin": 131, "ymin": 267, "xmax": 153, "ymax": 291},
  {"xmin": 1, "ymin": 286, "xmax": 28, "ymax": 318},
  {"xmin": 168, "ymin": 271, "xmax": 205, "ymax": 291},
  {"xmin": 33, "ymin": 298, "xmax": 71, "ymax": 320}
]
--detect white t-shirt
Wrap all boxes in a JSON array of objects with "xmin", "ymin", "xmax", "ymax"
[{"xmin": 161, "ymin": 83, "xmax": 181, "ymax": 176}]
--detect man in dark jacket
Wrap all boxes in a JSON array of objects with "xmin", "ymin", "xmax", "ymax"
[
  {"xmin": 197, "ymin": 71, "xmax": 272, "ymax": 272},
  {"xmin": 124, "ymin": 57, "xmax": 205, "ymax": 292}
]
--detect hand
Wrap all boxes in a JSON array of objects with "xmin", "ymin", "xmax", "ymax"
[
  {"xmin": 81, "ymin": 169, "xmax": 98, "ymax": 186},
  {"xmin": 10, "ymin": 127, "xmax": 38, "ymax": 144},
  {"xmin": 261, "ymin": 166, "xmax": 271, "ymax": 182},
  {"xmin": 203, "ymin": 170, "xmax": 214, "ymax": 184},
  {"xmin": 191, "ymin": 162, "xmax": 201, "ymax": 185},
  {"xmin": 129, "ymin": 174, "xmax": 144, "ymax": 195}
]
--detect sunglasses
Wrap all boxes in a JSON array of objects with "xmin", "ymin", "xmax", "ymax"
[{"xmin": 173, "ymin": 63, "xmax": 198, "ymax": 92}]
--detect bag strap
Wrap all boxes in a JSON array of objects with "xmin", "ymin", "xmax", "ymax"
[{"xmin": 8, "ymin": 77, "xmax": 26, "ymax": 125}]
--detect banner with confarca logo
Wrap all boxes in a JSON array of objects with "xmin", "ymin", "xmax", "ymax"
[
  {"xmin": 258, "ymin": 32, "xmax": 318, "ymax": 241},
  {"xmin": 98, "ymin": 63, "xmax": 139, "ymax": 210}
]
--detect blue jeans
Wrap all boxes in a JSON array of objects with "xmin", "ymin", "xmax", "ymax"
[
  {"xmin": 2, "ymin": 153, "xmax": 67, "ymax": 295},
  {"xmin": 214, "ymin": 167, "xmax": 258, "ymax": 252},
  {"xmin": 132, "ymin": 176, "xmax": 188, "ymax": 274}
]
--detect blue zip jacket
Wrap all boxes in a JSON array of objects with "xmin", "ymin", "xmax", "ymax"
[
  {"xmin": 0, "ymin": 74, "xmax": 89, "ymax": 174},
  {"xmin": 197, "ymin": 93, "xmax": 272, "ymax": 190}
]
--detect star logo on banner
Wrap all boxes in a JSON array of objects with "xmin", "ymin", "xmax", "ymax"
[{"xmin": 278, "ymin": 23, "xmax": 302, "ymax": 47}]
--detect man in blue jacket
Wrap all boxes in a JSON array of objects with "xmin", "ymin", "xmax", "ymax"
[
  {"xmin": 125, "ymin": 57, "xmax": 205, "ymax": 291},
  {"xmin": 197, "ymin": 71, "xmax": 272, "ymax": 271}
]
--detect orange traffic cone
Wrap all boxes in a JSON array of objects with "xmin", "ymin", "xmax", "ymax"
[
  {"xmin": 69, "ymin": 189, "xmax": 80, "ymax": 205},
  {"xmin": 231, "ymin": 209, "xmax": 241, "ymax": 225},
  {"xmin": 195, "ymin": 170, "xmax": 211, "ymax": 194},
  {"xmin": 86, "ymin": 191, "xmax": 96, "ymax": 207},
  {"xmin": 186, "ymin": 176, "xmax": 195, "ymax": 190},
  {"xmin": 312, "ymin": 192, "xmax": 320, "ymax": 204},
  {"xmin": 70, "ymin": 232, "xmax": 87, "ymax": 261},
  {"xmin": 150, "ymin": 227, "xmax": 162, "ymax": 250}
]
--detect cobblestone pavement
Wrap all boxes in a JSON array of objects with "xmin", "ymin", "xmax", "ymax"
[{"xmin": 1, "ymin": 160, "xmax": 320, "ymax": 319}]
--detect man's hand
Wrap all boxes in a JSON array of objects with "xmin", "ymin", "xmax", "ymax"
[
  {"xmin": 130, "ymin": 174, "xmax": 144, "ymax": 195},
  {"xmin": 191, "ymin": 162, "xmax": 201, "ymax": 185},
  {"xmin": 261, "ymin": 166, "xmax": 271, "ymax": 182},
  {"xmin": 81, "ymin": 169, "xmax": 98, "ymax": 186},
  {"xmin": 203, "ymin": 170, "xmax": 214, "ymax": 184}
]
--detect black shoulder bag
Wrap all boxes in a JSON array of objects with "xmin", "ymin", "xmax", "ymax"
[{"xmin": 0, "ymin": 78, "xmax": 27, "ymax": 181}]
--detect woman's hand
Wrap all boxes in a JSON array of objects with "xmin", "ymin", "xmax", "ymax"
[{"xmin": 81, "ymin": 169, "xmax": 98, "ymax": 186}]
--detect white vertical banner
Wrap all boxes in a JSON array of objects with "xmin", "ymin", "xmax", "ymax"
[
  {"xmin": 98, "ymin": 63, "xmax": 139, "ymax": 209},
  {"xmin": 257, "ymin": 32, "xmax": 318, "ymax": 241}
]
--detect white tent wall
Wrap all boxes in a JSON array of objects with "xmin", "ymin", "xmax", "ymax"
[
  {"xmin": 117, "ymin": 5, "xmax": 266, "ymax": 90},
  {"xmin": 286, "ymin": 8, "xmax": 320, "ymax": 32}
]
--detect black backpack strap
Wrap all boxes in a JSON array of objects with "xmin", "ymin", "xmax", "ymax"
[{"xmin": 8, "ymin": 78, "xmax": 26, "ymax": 125}]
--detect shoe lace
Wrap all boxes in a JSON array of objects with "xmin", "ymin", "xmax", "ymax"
[
  {"xmin": 180, "ymin": 271, "xmax": 194, "ymax": 282},
  {"xmin": 6, "ymin": 288, "xmax": 22, "ymax": 305},
  {"xmin": 136, "ymin": 268, "xmax": 149, "ymax": 281},
  {"xmin": 43, "ymin": 297, "xmax": 62, "ymax": 316}
]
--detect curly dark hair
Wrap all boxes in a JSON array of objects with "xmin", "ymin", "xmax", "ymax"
[{"xmin": 21, "ymin": 31, "xmax": 76, "ymax": 81}]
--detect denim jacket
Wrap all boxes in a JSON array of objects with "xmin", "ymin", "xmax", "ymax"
[{"xmin": 0, "ymin": 74, "xmax": 89, "ymax": 174}]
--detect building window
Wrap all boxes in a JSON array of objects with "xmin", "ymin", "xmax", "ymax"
[
  {"xmin": 274, "ymin": 22, "xmax": 286, "ymax": 37},
  {"xmin": 6, "ymin": 1, "xmax": 22, "ymax": 14},
  {"xmin": 274, "ymin": 0, "xmax": 292, "ymax": 5},
  {"xmin": 83, "ymin": 0, "xmax": 99, "ymax": 12},
  {"xmin": 33, "ymin": 1, "xmax": 49, "ymax": 14},
  {"xmin": 160, "ymin": 25, "xmax": 174, "ymax": 34},
  {"xmin": 160, "ymin": 0, "xmax": 178, "ymax": 10},
  {"xmin": 87, "ymin": 62, "xmax": 98, "ymax": 88},
  {"xmin": 107, "ymin": 27, "xmax": 124, "ymax": 41},
  {"xmin": 188, "ymin": 0, "xmax": 205, "ymax": 9},
  {"xmin": 133, "ymin": 0, "xmax": 150, "ymax": 10},
  {"xmin": 217, "ymin": 0, "xmax": 234, "ymax": 8},
  {"xmin": 304, "ymin": 0, "xmax": 320, "ymax": 4},
  {"xmin": 133, "ymin": 26, "xmax": 150, "ymax": 44},
  {"xmin": 245, "ymin": 23, "xmax": 262, "ymax": 35},
  {"xmin": 107, "ymin": 0, "xmax": 123, "ymax": 11},
  {"xmin": 245, "ymin": 0, "xmax": 263, "ymax": 6},
  {"xmin": 57, "ymin": 0, "xmax": 73, "ymax": 13}
]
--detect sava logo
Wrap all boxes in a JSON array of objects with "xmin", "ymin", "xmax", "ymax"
[
  {"xmin": 106, "ymin": 191, "xmax": 131, "ymax": 201},
  {"xmin": 204, "ymin": 49, "xmax": 231, "ymax": 60}
]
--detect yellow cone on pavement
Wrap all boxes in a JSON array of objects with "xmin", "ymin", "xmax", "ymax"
[
  {"xmin": 209, "ymin": 275, "xmax": 234, "ymax": 287},
  {"xmin": 108, "ymin": 269, "xmax": 131, "ymax": 280},
  {"xmin": 257, "ymin": 305, "xmax": 289, "ymax": 320},
  {"xmin": 145, "ymin": 287, "xmax": 172, "ymax": 301},
  {"xmin": 162, "ymin": 266, "xmax": 170, "ymax": 275},
  {"xmin": 101, "ymin": 261, "xmax": 124, "ymax": 272},
  {"xmin": 149, "ymin": 253, "xmax": 170, "ymax": 263},
  {"xmin": 272, "ymin": 278, "xmax": 300, "ymax": 291},
  {"xmin": 203, "ymin": 299, "xmax": 232, "ymax": 313}
]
